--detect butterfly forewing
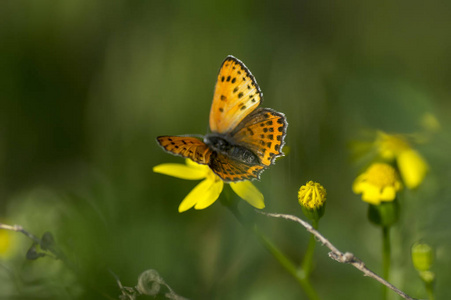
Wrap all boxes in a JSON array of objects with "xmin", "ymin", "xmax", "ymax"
[
  {"xmin": 209, "ymin": 56, "xmax": 263, "ymax": 134},
  {"xmin": 209, "ymin": 152, "xmax": 266, "ymax": 182},
  {"xmin": 231, "ymin": 108, "xmax": 287, "ymax": 166},
  {"xmin": 157, "ymin": 136, "xmax": 212, "ymax": 165}
]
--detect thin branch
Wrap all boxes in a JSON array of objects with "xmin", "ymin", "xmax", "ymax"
[
  {"xmin": 256, "ymin": 211, "xmax": 417, "ymax": 300},
  {"xmin": 109, "ymin": 269, "xmax": 137, "ymax": 300},
  {"xmin": 0, "ymin": 222, "xmax": 116, "ymax": 300},
  {"xmin": 0, "ymin": 223, "xmax": 41, "ymax": 244},
  {"xmin": 0, "ymin": 223, "xmax": 70, "ymax": 266}
]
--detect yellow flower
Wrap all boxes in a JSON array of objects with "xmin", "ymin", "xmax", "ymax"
[
  {"xmin": 376, "ymin": 131, "xmax": 428, "ymax": 189},
  {"xmin": 298, "ymin": 181, "xmax": 327, "ymax": 222},
  {"xmin": 298, "ymin": 181, "xmax": 327, "ymax": 210},
  {"xmin": 376, "ymin": 132, "xmax": 410, "ymax": 160},
  {"xmin": 353, "ymin": 163, "xmax": 402, "ymax": 205},
  {"xmin": 153, "ymin": 159, "xmax": 264, "ymax": 213}
]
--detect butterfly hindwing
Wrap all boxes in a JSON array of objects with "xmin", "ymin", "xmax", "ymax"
[
  {"xmin": 230, "ymin": 108, "xmax": 287, "ymax": 166},
  {"xmin": 157, "ymin": 136, "xmax": 212, "ymax": 165},
  {"xmin": 209, "ymin": 152, "xmax": 266, "ymax": 182},
  {"xmin": 209, "ymin": 56, "xmax": 263, "ymax": 134}
]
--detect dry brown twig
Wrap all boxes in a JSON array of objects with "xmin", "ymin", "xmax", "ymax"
[
  {"xmin": 1, "ymin": 223, "xmax": 186, "ymax": 300},
  {"xmin": 0, "ymin": 223, "xmax": 41, "ymax": 243},
  {"xmin": 257, "ymin": 211, "xmax": 418, "ymax": 300}
]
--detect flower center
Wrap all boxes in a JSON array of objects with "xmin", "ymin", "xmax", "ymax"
[{"xmin": 365, "ymin": 163, "xmax": 398, "ymax": 187}]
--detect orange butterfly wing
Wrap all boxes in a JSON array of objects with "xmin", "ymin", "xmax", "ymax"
[
  {"xmin": 209, "ymin": 56, "xmax": 262, "ymax": 134},
  {"xmin": 157, "ymin": 136, "xmax": 264, "ymax": 182},
  {"xmin": 209, "ymin": 152, "xmax": 266, "ymax": 182},
  {"xmin": 157, "ymin": 136, "xmax": 212, "ymax": 165},
  {"xmin": 230, "ymin": 108, "xmax": 287, "ymax": 166},
  {"xmin": 157, "ymin": 56, "xmax": 288, "ymax": 183}
]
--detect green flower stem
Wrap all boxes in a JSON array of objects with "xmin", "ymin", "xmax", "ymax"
[
  {"xmin": 252, "ymin": 225, "xmax": 319, "ymax": 300},
  {"xmin": 382, "ymin": 226, "xmax": 391, "ymax": 300},
  {"xmin": 425, "ymin": 281, "xmax": 434, "ymax": 300},
  {"xmin": 223, "ymin": 198, "xmax": 319, "ymax": 300},
  {"xmin": 301, "ymin": 219, "xmax": 318, "ymax": 278}
]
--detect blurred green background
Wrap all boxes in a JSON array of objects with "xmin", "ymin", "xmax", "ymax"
[{"xmin": 1, "ymin": 1, "xmax": 451, "ymax": 299}]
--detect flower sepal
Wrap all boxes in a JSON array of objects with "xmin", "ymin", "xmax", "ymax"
[
  {"xmin": 367, "ymin": 199, "xmax": 399, "ymax": 227},
  {"xmin": 301, "ymin": 204, "xmax": 326, "ymax": 223},
  {"xmin": 411, "ymin": 242, "xmax": 436, "ymax": 295},
  {"xmin": 411, "ymin": 242, "xmax": 434, "ymax": 272},
  {"xmin": 418, "ymin": 270, "xmax": 435, "ymax": 285}
]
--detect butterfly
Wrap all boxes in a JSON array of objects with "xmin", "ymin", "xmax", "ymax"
[{"xmin": 157, "ymin": 55, "xmax": 287, "ymax": 182}]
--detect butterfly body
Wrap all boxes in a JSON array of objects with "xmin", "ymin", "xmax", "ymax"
[
  {"xmin": 204, "ymin": 133, "xmax": 260, "ymax": 165},
  {"xmin": 157, "ymin": 56, "xmax": 287, "ymax": 182}
]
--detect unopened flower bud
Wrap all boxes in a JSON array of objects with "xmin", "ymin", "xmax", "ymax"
[{"xmin": 298, "ymin": 181, "xmax": 327, "ymax": 222}]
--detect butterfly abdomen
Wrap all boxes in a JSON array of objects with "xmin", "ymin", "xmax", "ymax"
[{"xmin": 205, "ymin": 134, "xmax": 260, "ymax": 165}]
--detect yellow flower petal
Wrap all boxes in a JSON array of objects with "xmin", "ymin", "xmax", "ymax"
[
  {"xmin": 397, "ymin": 149, "xmax": 428, "ymax": 189},
  {"xmin": 360, "ymin": 183, "xmax": 382, "ymax": 205},
  {"xmin": 380, "ymin": 186, "xmax": 396, "ymax": 201},
  {"xmin": 178, "ymin": 177, "xmax": 223, "ymax": 212},
  {"xmin": 376, "ymin": 132, "xmax": 410, "ymax": 160},
  {"xmin": 185, "ymin": 158, "xmax": 206, "ymax": 169},
  {"xmin": 353, "ymin": 163, "xmax": 402, "ymax": 205},
  {"xmin": 178, "ymin": 179, "xmax": 209, "ymax": 212},
  {"xmin": 230, "ymin": 181, "xmax": 265, "ymax": 209},
  {"xmin": 153, "ymin": 163, "xmax": 207, "ymax": 180},
  {"xmin": 194, "ymin": 178, "xmax": 224, "ymax": 210},
  {"xmin": 352, "ymin": 174, "xmax": 366, "ymax": 194}
]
